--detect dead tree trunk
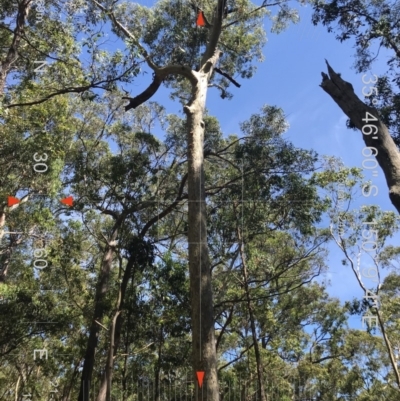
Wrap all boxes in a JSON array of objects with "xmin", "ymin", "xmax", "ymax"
[{"xmin": 320, "ymin": 59, "xmax": 400, "ymax": 214}]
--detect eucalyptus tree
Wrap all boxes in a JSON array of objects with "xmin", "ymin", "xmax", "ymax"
[
  {"xmin": 201, "ymin": 127, "xmax": 396, "ymax": 401},
  {"xmin": 0, "ymin": 0, "xmax": 141, "ymax": 286},
  {"xmin": 2, "ymin": 89, "xmax": 397, "ymax": 400},
  {"xmin": 62, "ymin": 95, "xmax": 189, "ymax": 401},
  {"xmin": 86, "ymin": 1, "xmax": 305, "ymax": 398},
  {"xmin": 202, "ymin": 104, "xmax": 329, "ymax": 401},
  {"xmin": 316, "ymin": 159, "xmax": 400, "ymax": 392},
  {"xmin": 181, "ymin": 106, "xmax": 364, "ymax": 400},
  {"xmin": 0, "ymin": 87, "xmax": 86, "ymax": 399},
  {"xmin": 0, "ymin": 0, "xmax": 140, "ymax": 109},
  {"xmin": 1, "ymin": 84, "xmax": 186, "ymax": 399}
]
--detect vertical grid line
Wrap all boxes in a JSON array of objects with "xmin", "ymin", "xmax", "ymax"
[
  {"xmin": 241, "ymin": 157, "xmax": 244, "ymax": 272},
  {"xmin": 200, "ymin": 157, "xmax": 202, "ymax": 361}
]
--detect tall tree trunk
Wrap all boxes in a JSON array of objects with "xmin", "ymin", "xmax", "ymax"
[
  {"xmin": 95, "ymin": 309, "xmax": 120, "ymax": 401},
  {"xmin": 95, "ymin": 253, "xmax": 136, "ymax": 401},
  {"xmin": 78, "ymin": 232, "xmax": 119, "ymax": 401},
  {"xmin": 236, "ymin": 225, "xmax": 267, "ymax": 401},
  {"xmin": 62, "ymin": 360, "xmax": 81, "ymax": 401},
  {"xmin": 121, "ymin": 276, "xmax": 135, "ymax": 401},
  {"xmin": 184, "ymin": 71, "xmax": 219, "ymax": 401},
  {"xmin": 320, "ymin": 60, "xmax": 400, "ymax": 214},
  {"xmin": 154, "ymin": 326, "xmax": 164, "ymax": 401},
  {"xmin": 92, "ymin": 5, "xmax": 225, "ymax": 401}
]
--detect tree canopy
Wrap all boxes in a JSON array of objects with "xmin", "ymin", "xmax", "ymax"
[{"xmin": 1, "ymin": 0, "xmax": 400, "ymax": 400}]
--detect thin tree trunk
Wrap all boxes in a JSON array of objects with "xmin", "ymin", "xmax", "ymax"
[
  {"xmin": 184, "ymin": 71, "xmax": 219, "ymax": 401},
  {"xmin": 78, "ymin": 231, "xmax": 119, "ymax": 401},
  {"xmin": 0, "ymin": 211, "xmax": 23, "ymax": 282},
  {"xmin": 320, "ymin": 60, "xmax": 400, "ymax": 214},
  {"xmin": 95, "ymin": 309, "xmax": 120, "ymax": 401},
  {"xmin": 121, "ymin": 351, "xmax": 128, "ymax": 401},
  {"xmin": 96, "ymin": 254, "xmax": 136, "ymax": 401},
  {"xmin": 14, "ymin": 375, "xmax": 21, "ymax": 401},
  {"xmin": 154, "ymin": 326, "xmax": 164, "ymax": 401},
  {"xmin": 241, "ymin": 383, "xmax": 246, "ymax": 401},
  {"xmin": 121, "ymin": 280, "xmax": 134, "ymax": 401},
  {"xmin": 62, "ymin": 360, "xmax": 81, "ymax": 401},
  {"xmin": 236, "ymin": 225, "xmax": 267, "ymax": 401},
  {"xmin": 374, "ymin": 301, "xmax": 400, "ymax": 389}
]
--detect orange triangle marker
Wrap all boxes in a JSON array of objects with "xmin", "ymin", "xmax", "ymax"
[
  {"xmin": 60, "ymin": 196, "xmax": 73, "ymax": 207},
  {"xmin": 8, "ymin": 196, "xmax": 20, "ymax": 207},
  {"xmin": 196, "ymin": 371, "xmax": 205, "ymax": 388},
  {"xmin": 196, "ymin": 11, "xmax": 205, "ymax": 26}
]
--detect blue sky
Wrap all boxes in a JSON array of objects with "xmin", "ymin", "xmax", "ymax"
[
  {"xmin": 128, "ymin": 1, "xmax": 398, "ymax": 332},
  {"xmin": 72, "ymin": 0, "xmax": 398, "ymax": 332}
]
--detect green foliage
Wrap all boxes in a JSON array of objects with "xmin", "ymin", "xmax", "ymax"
[
  {"xmin": 1, "ymin": 0, "xmax": 399, "ymax": 399},
  {"xmin": 311, "ymin": 0, "xmax": 400, "ymax": 146}
]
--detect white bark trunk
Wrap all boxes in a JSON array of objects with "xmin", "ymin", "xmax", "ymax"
[{"xmin": 184, "ymin": 72, "xmax": 219, "ymax": 401}]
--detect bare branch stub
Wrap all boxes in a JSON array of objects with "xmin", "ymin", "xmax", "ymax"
[{"xmin": 319, "ymin": 59, "xmax": 400, "ymax": 216}]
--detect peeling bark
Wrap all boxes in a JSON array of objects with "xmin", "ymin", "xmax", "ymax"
[{"xmin": 320, "ymin": 59, "xmax": 400, "ymax": 214}]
